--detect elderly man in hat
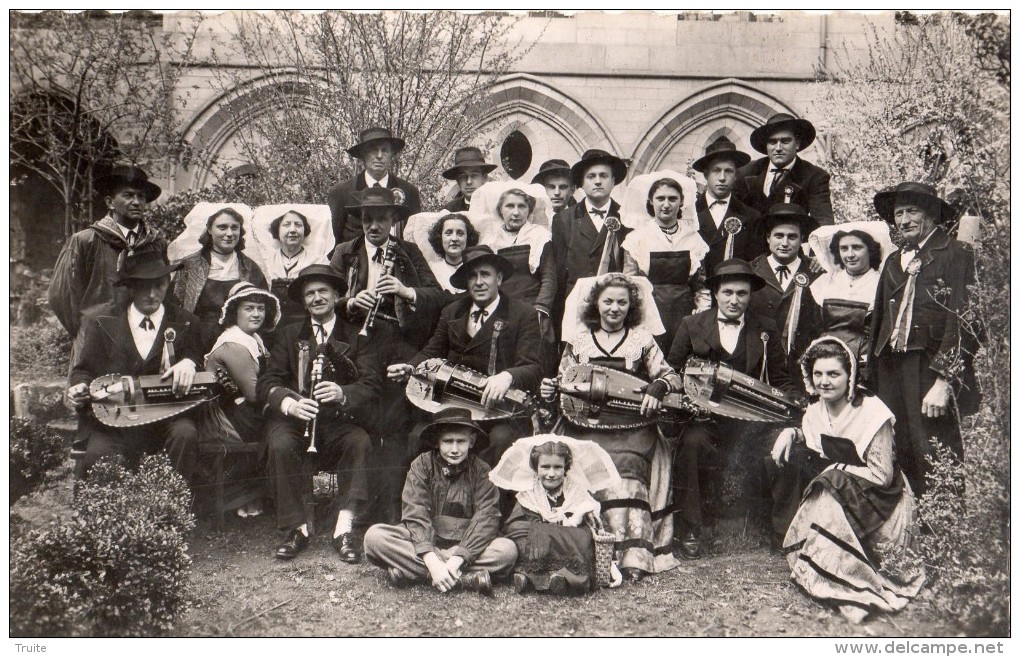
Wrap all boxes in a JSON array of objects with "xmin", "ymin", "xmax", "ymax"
[
  {"xmin": 257, "ymin": 264, "xmax": 382, "ymax": 562},
  {"xmin": 49, "ymin": 164, "xmax": 167, "ymax": 360},
  {"xmin": 531, "ymin": 158, "xmax": 577, "ymax": 219},
  {"xmin": 870, "ymin": 183, "xmax": 980, "ymax": 497},
  {"xmin": 667, "ymin": 259, "xmax": 796, "ymax": 559},
  {"xmin": 737, "ymin": 113, "xmax": 834, "ymax": 225},
  {"xmin": 748, "ymin": 203, "xmax": 821, "ymax": 391},
  {"xmin": 443, "ymin": 146, "xmax": 498, "ymax": 212},
  {"xmin": 388, "ymin": 245, "xmax": 543, "ymax": 467},
  {"xmin": 692, "ymin": 136, "xmax": 765, "ymax": 276},
  {"xmin": 328, "ymin": 126, "xmax": 423, "ymax": 244},
  {"xmin": 65, "ymin": 251, "xmax": 202, "ymax": 482}
]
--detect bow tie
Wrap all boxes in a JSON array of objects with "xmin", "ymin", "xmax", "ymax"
[
  {"xmin": 313, "ymin": 324, "xmax": 327, "ymax": 343},
  {"xmin": 709, "ymin": 198, "xmax": 727, "ymax": 208},
  {"xmin": 775, "ymin": 264, "xmax": 791, "ymax": 284},
  {"xmin": 718, "ymin": 317, "xmax": 741, "ymax": 327},
  {"xmin": 372, "ymin": 182, "xmax": 383, "ymax": 188},
  {"xmin": 590, "ymin": 208, "xmax": 606, "ymax": 218},
  {"xmin": 902, "ymin": 244, "xmax": 919, "ymax": 254},
  {"xmin": 470, "ymin": 308, "xmax": 489, "ymax": 325},
  {"xmin": 139, "ymin": 316, "xmax": 155, "ymax": 331}
]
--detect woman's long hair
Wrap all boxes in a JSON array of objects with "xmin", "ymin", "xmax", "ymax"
[
  {"xmin": 198, "ymin": 207, "xmax": 247, "ymax": 252},
  {"xmin": 579, "ymin": 273, "xmax": 644, "ymax": 332}
]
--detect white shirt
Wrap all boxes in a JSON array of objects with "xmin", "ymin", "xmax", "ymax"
[
  {"xmin": 467, "ymin": 295, "xmax": 500, "ymax": 338},
  {"xmin": 768, "ymin": 254, "xmax": 802, "ymax": 292},
  {"xmin": 366, "ymin": 240, "xmax": 389, "ymax": 292},
  {"xmin": 716, "ymin": 311, "xmax": 744, "ymax": 354},
  {"xmin": 364, "ymin": 171, "xmax": 390, "ymax": 189},
  {"xmin": 899, "ymin": 229, "xmax": 936, "ymax": 270},
  {"xmin": 584, "ymin": 199, "xmax": 611, "ymax": 233},
  {"xmin": 116, "ymin": 221, "xmax": 143, "ymax": 244},
  {"xmin": 705, "ymin": 192, "xmax": 730, "ymax": 230},
  {"xmin": 309, "ymin": 315, "xmax": 336, "ymax": 346},
  {"xmin": 763, "ymin": 158, "xmax": 797, "ymax": 198},
  {"xmin": 128, "ymin": 303, "xmax": 165, "ymax": 359},
  {"xmin": 208, "ymin": 250, "xmax": 240, "ymax": 281}
]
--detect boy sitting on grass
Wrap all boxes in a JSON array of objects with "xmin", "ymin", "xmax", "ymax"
[{"xmin": 364, "ymin": 407, "xmax": 518, "ymax": 595}]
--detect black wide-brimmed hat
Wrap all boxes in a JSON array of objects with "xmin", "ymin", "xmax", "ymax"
[
  {"xmin": 705, "ymin": 258, "xmax": 767, "ymax": 292},
  {"xmin": 749, "ymin": 113, "xmax": 817, "ymax": 154},
  {"xmin": 530, "ymin": 158, "xmax": 573, "ymax": 185},
  {"xmin": 692, "ymin": 136, "xmax": 752, "ymax": 173},
  {"xmin": 95, "ymin": 164, "xmax": 162, "ymax": 202},
  {"xmin": 449, "ymin": 245, "xmax": 514, "ymax": 290},
  {"xmin": 346, "ymin": 126, "xmax": 406, "ymax": 160},
  {"xmin": 347, "ymin": 187, "xmax": 412, "ymax": 220},
  {"xmin": 756, "ymin": 202, "xmax": 820, "ymax": 241},
  {"xmin": 872, "ymin": 182, "xmax": 959, "ymax": 225},
  {"xmin": 418, "ymin": 407, "xmax": 490, "ymax": 452},
  {"xmin": 569, "ymin": 148, "xmax": 628, "ymax": 187},
  {"xmin": 287, "ymin": 264, "xmax": 348, "ymax": 303},
  {"xmin": 442, "ymin": 146, "xmax": 498, "ymax": 180},
  {"xmin": 114, "ymin": 251, "xmax": 181, "ymax": 286}
]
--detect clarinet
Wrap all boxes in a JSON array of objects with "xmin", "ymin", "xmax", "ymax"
[
  {"xmin": 305, "ymin": 352, "xmax": 324, "ymax": 453},
  {"xmin": 359, "ymin": 239, "xmax": 398, "ymax": 337}
]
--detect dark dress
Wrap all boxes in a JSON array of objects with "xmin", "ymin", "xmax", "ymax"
[{"xmin": 502, "ymin": 496, "xmax": 595, "ymax": 594}]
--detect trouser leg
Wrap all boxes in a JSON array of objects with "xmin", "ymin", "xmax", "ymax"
[
  {"xmin": 363, "ymin": 523, "xmax": 430, "ymax": 581},
  {"xmin": 163, "ymin": 415, "xmax": 200, "ymax": 486},
  {"xmin": 672, "ymin": 421, "xmax": 718, "ymax": 532},
  {"xmin": 265, "ymin": 415, "xmax": 309, "ymax": 532},
  {"xmin": 458, "ymin": 537, "xmax": 518, "ymax": 578},
  {"xmin": 320, "ymin": 422, "xmax": 372, "ymax": 517}
]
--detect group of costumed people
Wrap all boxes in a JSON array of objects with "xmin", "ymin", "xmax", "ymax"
[{"xmin": 51, "ymin": 114, "xmax": 979, "ymax": 624}]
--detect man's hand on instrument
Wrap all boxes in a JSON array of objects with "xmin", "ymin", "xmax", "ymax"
[
  {"xmin": 348, "ymin": 290, "xmax": 378, "ymax": 314},
  {"xmin": 376, "ymin": 274, "xmax": 414, "ymax": 301},
  {"xmin": 480, "ymin": 371, "xmax": 513, "ymax": 407},
  {"xmin": 922, "ymin": 377, "xmax": 952, "ymax": 418},
  {"xmin": 161, "ymin": 359, "xmax": 197, "ymax": 396},
  {"xmin": 639, "ymin": 394, "xmax": 662, "ymax": 416},
  {"xmin": 66, "ymin": 383, "xmax": 90, "ymax": 410},
  {"xmin": 423, "ymin": 552, "xmax": 457, "ymax": 593},
  {"xmin": 387, "ymin": 363, "xmax": 414, "ymax": 383},
  {"xmin": 771, "ymin": 428, "xmax": 797, "ymax": 467},
  {"xmin": 313, "ymin": 381, "xmax": 346, "ymax": 405},
  {"xmin": 287, "ymin": 397, "xmax": 319, "ymax": 422},
  {"xmin": 539, "ymin": 377, "xmax": 559, "ymax": 400}
]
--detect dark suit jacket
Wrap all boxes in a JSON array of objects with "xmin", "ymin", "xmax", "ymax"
[
  {"xmin": 409, "ymin": 295, "xmax": 543, "ymax": 395},
  {"xmin": 871, "ymin": 227, "xmax": 979, "ymax": 411},
  {"xmin": 748, "ymin": 255, "xmax": 820, "ymax": 362},
  {"xmin": 694, "ymin": 192, "xmax": 764, "ymax": 277},
  {"xmin": 327, "ymin": 172, "xmax": 422, "ymax": 244},
  {"xmin": 667, "ymin": 308, "xmax": 795, "ymax": 395},
  {"xmin": 330, "ymin": 236, "xmax": 447, "ymax": 356},
  {"xmin": 443, "ymin": 195, "xmax": 469, "ymax": 213},
  {"xmin": 70, "ymin": 303, "xmax": 202, "ymax": 388},
  {"xmin": 551, "ymin": 198, "xmax": 632, "ymax": 295},
  {"xmin": 737, "ymin": 156, "xmax": 834, "ymax": 225},
  {"xmin": 256, "ymin": 316, "xmax": 382, "ymax": 427}
]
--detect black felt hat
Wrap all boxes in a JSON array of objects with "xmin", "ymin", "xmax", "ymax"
[
  {"xmin": 756, "ymin": 203, "xmax": 820, "ymax": 241},
  {"xmin": 530, "ymin": 158, "xmax": 573, "ymax": 185},
  {"xmin": 749, "ymin": 113, "xmax": 817, "ymax": 154},
  {"xmin": 347, "ymin": 126, "xmax": 406, "ymax": 160},
  {"xmin": 872, "ymin": 182, "xmax": 959, "ymax": 225},
  {"xmin": 569, "ymin": 149, "xmax": 628, "ymax": 187},
  {"xmin": 95, "ymin": 164, "xmax": 162, "ymax": 202},
  {"xmin": 418, "ymin": 407, "xmax": 490, "ymax": 452},
  {"xmin": 114, "ymin": 251, "xmax": 181, "ymax": 286},
  {"xmin": 448, "ymin": 245, "xmax": 514, "ymax": 290},
  {"xmin": 442, "ymin": 146, "xmax": 498, "ymax": 180},
  {"xmin": 287, "ymin": 264, "xmax": 348, "ymax": 303},
  {"xmin": 691, "ymin": 136, "xmax": 752, "ymax": 173},
  {"xmin": 704, "ymin": 258, "xmax": 767, "ymax": 292}
]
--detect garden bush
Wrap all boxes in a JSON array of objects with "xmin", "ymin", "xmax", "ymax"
[
  {"xmin": 10, "ymin": 318, "xmax": 72, "ymax": 382},
  {"xmin": 9, "ymin": 418, "xmax": 67, "ymax": 505},
  {"xmin": 10, "ymin": 454, "xmax": 196, "ymax": 637}
]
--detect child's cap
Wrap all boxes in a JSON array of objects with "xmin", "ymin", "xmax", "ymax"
[{"xmin": 418, "ymin": 407, "xmax": 490, "ymax": 453}]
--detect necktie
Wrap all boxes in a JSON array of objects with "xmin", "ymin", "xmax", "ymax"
[
  {"xmin": 126, "ymin": 230, "xmax": 138, "ymax": 250},
  {"xmin": 471, "ymin": 308, "xmax": 489, "ymax": 326},
  {"xmin": 718, "ymin": 317, "xmax": 740, "ymax": 327},
  {"xmin": 139, "ymin": 316, "xmax": 154, "ymax": 331},
  {"xmin": 769, "ymin": 168, "xmax": 787, "ymax": 196},
  {"xmin": 372, "ymin": 247, "xmax": 384, "ymax": 264},
  {"xmin": 373, "ymin": 182, "xmax": 383, "ymax": 188},
  {"xmin": 313, "ymin": 324, "xmax": 326, "ymax": 345},
  {"xmin": 590, "ymin": 208, "xmax": 606, "ymax": 218},
  {"xmin": 775, "ymin": 265, "xmax": 791, "ymax": 285}
]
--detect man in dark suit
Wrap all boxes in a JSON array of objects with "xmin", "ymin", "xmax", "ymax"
[
  {"xmin": 328, "ymin": 126, "xmax": 422, "ymax": 244},
  {"xmin": 388, "ymin": 245, "xmax": 543, "ymax": 467},
  {"xmin": 551, "ymin": 149, "xmax": 632, "ymax": 331},
  {"xmin": 667, "ymin": 259, "xmax": 795, "ymax": 559},
  {"xmin": 66, "ymin": 251, "xmax": 201, "ymax": 482},
  {"xmin": 748, "ymin": 203, "xmax": 821, "ymax": 391},
  {"xmin": 257, "ymin": 264, "xmax": 382, "ymax": 563},
  {"xmin": 691, "ymin": 136, "xmax": 764, "ymax": 276},
  {"xmin": 442, "ymin": 146, "xmax": 497, "ymax": 212},
  {"xmin": 736, "ymin": 113, "xmax": 834, "ymax": 226},
  {"xmin": 870, "ymin": 182, "xmax": 980, "ymax": 496},
  {"xmin": 330, "ymin": 186, "xmax": 447, "ymax": 524}
]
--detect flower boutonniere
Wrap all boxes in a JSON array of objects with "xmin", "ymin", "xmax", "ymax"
[{"xmin": 905, "ymin": 258, "xmax": 922, "ymax": 276}]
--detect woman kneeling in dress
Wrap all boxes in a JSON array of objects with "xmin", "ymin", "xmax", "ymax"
[{"xmin": 771, "ymin": 336, "xmax": 925, "ymax": 623}]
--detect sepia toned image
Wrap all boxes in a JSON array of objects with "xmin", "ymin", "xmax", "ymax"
[{"xmin": 8, "ymin": 8, "xmax": 1009, "ymax": 641}]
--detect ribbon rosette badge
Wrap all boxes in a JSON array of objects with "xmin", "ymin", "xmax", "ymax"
[
  {"xmin": 905, "ymin": 258, "xmax": 922, "ymax": 276},
  {"xmin": 164, "ymin": 328, "xmax": 176, "ymax": 344},
  {"xmin": 392, "ymin": 188, "xmax": 406, "ymax": 206},
  {"xmin": 494, "ymin": 320, "xmax": 507, "ymax": 331},
  {"xmin": 605, "ymin": 215, "xmax": 622, "ymax": 232},
  {"xmin": 793, "ymin": 272, "xmax": 809, "ymax": 288},
  {"xmin": 723, "ymin": 216, "xmax": 743, "ymax": 235}
]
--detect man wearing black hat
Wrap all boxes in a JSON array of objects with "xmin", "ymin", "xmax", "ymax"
[
  {"xmin": 748, "ymin": 203, "xmax": 821, "ymax": 390},
  {"xmin": 442, "ymin": 146, "xmax": 498, "ymax": 212},
  {"xmin": 692, "ymin": 136, "xmax": 765, "ymax": 276},
  {"xmin": 736, "ymin": 113, "xmax": 834, "ymax": 225},
  {"xmin": 666, "ymin": 259, "xmax": 796, "ymax": 559},
  {"xmin": 49, "ymin": 164, "xmax": 167, "ymax": 360},
  {"xmin": 388, "ymin": 245, "xmax": 542, "ymax": 466},
  {"xmin": 531, "ymin": 158, "xmax": 577, "ymax": 218},
  {"xmin": 65, "ymin": 251, "xmax": 202, "ymax": 482},
  {"xmin": 257, "ymin": 264, "xmax": 382, "ymax": 562},
  {"xmin": 870, "ymin": 182, "xmax": 980, "ymax": 496},
  {"xmin": 328, "ymin": 126, "xmax": 422, "ymax": 244}
]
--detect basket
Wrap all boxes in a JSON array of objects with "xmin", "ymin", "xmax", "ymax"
[{"xmin": 591, "ymin": 530, "xmax": 616, "ymax": 588}]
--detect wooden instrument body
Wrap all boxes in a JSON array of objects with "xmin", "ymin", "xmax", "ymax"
[
  {"xmin": 89, "ymin": 371, "xmax": 220, "ymax": 428},
  {"xmin": 405, "ymin": 358, "xmax": 536, "ymax": 421},
  {"xmin": 558, "ymin": 363, "xmax": 698, "ymax": 429},
  {"xmin": 682, "ymin": 357, "xmax": 805, "ymax": 423}
]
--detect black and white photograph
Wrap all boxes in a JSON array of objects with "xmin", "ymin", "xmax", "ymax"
[{"xmin": 7, "ymin": 7, "xmax": 1011, "ymax": 645}]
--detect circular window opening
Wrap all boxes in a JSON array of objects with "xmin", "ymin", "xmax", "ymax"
[{"xmin": 500, "ymin": 130, "xmax": 532, "ymax": 180}]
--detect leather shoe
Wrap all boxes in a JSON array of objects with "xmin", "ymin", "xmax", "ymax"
[
  {"xmin": 548, "ymin": 573, "xmax": 569, "ymax": 595},
  {"xmin": 676, "ymin": 530, "xmax": 702, "ymax": 560},
  {"xmin": 512, "ymin": 572, "xmax": 530, "ymax": 594},
  {"xmin": 332, "ymin": 532, "xmax": 361, "ymax": 563},
  {"xmin": 620, "ymin": 567, "xmax": 644, "ymax": 583},
  {"xmin": 275, "ymin": 528, "xmax": 309, "ymax": 560},
  {"xmin": 387, "ymin": 567, "xmax": 411, "ymax": 588},
  {"xmin": 459, "ymin": 570, "xmax": 493, "ymax": 596}
]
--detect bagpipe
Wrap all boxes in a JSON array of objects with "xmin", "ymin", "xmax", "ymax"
[
  {"xmin": 682, "ymin": 357, "xmax": 805, "ymax": 423},
  {"xmin": 296, "ymin": 338, "xmax": 362, "ymax": 449},
  {"xmin": 88, "ymin": 369, "xmax": 234, "ymax": 428},
  {"xmin": 405, "ymin": 358, "xmax": 537, "ymax": 422}
]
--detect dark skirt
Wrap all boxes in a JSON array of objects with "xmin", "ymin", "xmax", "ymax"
[{"xmin": 516, "ymin": 522, "xmax": 595, "ymax": 594}]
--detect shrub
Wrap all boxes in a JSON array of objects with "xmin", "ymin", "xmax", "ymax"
[
  {"xmin": 9, "ymin": 318, "xmax": 72, "ymax": 382},
  {"xmin": 10, "ymin": 454, "xmax": 195, "ymax": 637},
  {"xmin": 9, "ymin": 418, "xmax": 67, "ymax": 505}
]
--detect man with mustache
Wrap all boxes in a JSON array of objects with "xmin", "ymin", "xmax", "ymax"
[{"xmin": 328, "ymin": 127, "xmax": 422, "ymax": 244}]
